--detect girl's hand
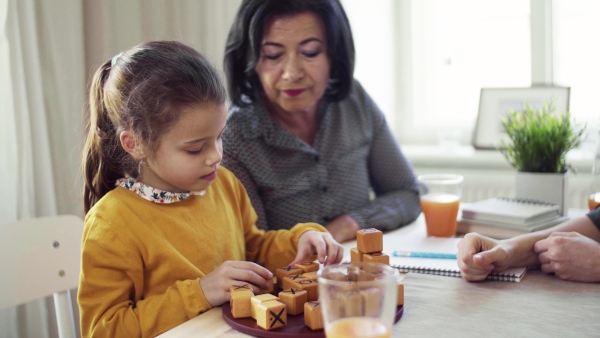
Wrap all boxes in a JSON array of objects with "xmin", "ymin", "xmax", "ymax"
[
  {"xmin": 290, "ymin": 230, "xmax": 344, "ymax": 267},
  {"xmin": 199, "ymin": 261, "xmax": 273, "ymax": 307}
]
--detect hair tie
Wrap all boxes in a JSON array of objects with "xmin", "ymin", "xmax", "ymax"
[{"xmin": 111, "ymin": 52, "xmax": 123, "ymax": 67}]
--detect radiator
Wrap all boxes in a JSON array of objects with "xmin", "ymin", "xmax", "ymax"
[{"xmin": 415, "ymin": 168, "xmax": 590, "ymax": 209}]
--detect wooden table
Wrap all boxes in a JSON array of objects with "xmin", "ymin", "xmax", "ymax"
[{"xmin": 158, "ymin": 215, "xmax": 600, "ymax": 338}]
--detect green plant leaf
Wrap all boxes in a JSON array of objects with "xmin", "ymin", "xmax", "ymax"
[{"xmin": 500, "ymin": 101, "xmax": 585, "ymax": 173}]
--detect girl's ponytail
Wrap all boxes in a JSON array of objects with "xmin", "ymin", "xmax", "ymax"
[
  {"xmin": 82, "ymin": 61, "xmax": 125, "ymax": 213},
  {"xmin": 81, "ymin": 41, "xmax": 227, "ymax": 213}
]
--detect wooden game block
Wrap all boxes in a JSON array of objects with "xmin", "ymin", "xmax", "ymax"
[
  {"xmin": 341, "ymin": 291, "xmax": 363, "ymax": 316},
  {"xmin": 397, "ymin": 283, "xmax": 404, "ymax": 306},
  {"xmin": 275, "ymin": 266, "xmax": 303, "ymax": 289},
  {"xmin": 282, "ymin": 274, "xmax": 310, "ymax": 291},
  {"xmin": 230, "ymin": 284, "xmax": 253, "ymax": 294},
  {"xmin": 346, "ymin": 264, "xmax": 360, "ymax": 282},
  {"xmin": 304, "ymin": 301, "xmax": 323, "ymax": 330},
  {"xmin": 361, "ymin": 288, "xmax": 382, "ymax": 317},
  {"xmin": 350, "ymin": 247, "xmax": 364, "ymax": 262},
  {"xmin": 291, "ymin": 279, "xmax": 319, "ymax": 301},
  {"xmin": 251, "ymin": 294, "xmax": 279, "ymax": 319},
  {"xmin": 229, "ymin": 284, "xmax": 254, "ymax": 318},
  {"xmin": 261, "ymin": 277, "xmax": 275, "ymax": 294},
  {"xmin": 325, "ymin": 297, "xmax": 343, "ymax": 320},
  {"xmin": 357, "ymin": 270, "xmax": 375, "ymax": 281},
  {"xmin": 278, "ymin": 288, "xmax": 308, "ymax": 315},
  {"xmin": 302, "ymin": 271, "xmax": 318, "ymax": 281},
  {"xmin": 363, "ymin": 252, "xmax": 390, "ymax": 265},
  {"xmin": 356, "ymin": 228, "xmax": 383, "ymax": 253},
  {"xmin": 256, "ymin": 300, "xmax": 287, "ymax": 331},
  {"xmin": 327, "ymin": 271, "xmax": 348, "ymax": 281},
  {"xmin": 294, "ymin": 261, "xmax": 320, "ymax": 273}
]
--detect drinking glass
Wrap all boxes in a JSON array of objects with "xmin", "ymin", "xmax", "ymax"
[
  {"xmin": 417, "ymin": 174, "xmax": 463, "ymax": 237},
  {"xmin": 589, "ymin": 179, "xmax": 600, "ymax": 211},
  {"xmin": 589, "ymin": 133, "xmax": 600, "ymax": 210},
  {"xmin": 318, "ymin": 262, "xmax": 397, "ymax": 338}
]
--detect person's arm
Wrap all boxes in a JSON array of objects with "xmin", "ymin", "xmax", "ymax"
[
  {"xmin": 341, "ymin": 84, "xmax": 421, "ymax": 233},
  {"xmin": 227, "ymin": 172, "xmax": 342, "ymax": 271},
  {"xmin": 79, "ymin": 216, "xmax": 211, "ymax": 337},
  {"xmin": 457, "ymin": 212, "xmax": 600, "ymax": 282}
]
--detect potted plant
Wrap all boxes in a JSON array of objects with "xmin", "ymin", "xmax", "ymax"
[{"xmin": 500, "ymin": 102, "xmax": 585, "ymax": 215}]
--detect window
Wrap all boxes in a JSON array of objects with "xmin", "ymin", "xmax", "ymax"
[
  {"xmin": 553, "ymin": 0, "xmax": 600, "ymax": 125},
  {"xmin": 344, "ymin": 0, "xmax": 599, "ymax": 145}
]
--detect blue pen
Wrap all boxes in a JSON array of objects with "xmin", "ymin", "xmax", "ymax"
[{"xmin": 392, "ymin": 251, "xmax": 456, "ymax": 259}]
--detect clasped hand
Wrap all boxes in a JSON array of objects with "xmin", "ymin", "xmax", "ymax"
[
  {"xmin": 200, "ymin": 230, "xmax": 343, "ymax": 307},
  {"xmin": 458, "ymin": 232, "xmax": 600, "ymax": 283},
  {"xmin": 534, "ymin": 231, "xmax": 600, "ymax": 282},
  {"xmin": 456, "ymin": 233, "xmax": 513, "ymax": 282}
]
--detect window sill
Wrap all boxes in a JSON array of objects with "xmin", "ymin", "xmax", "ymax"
[{"xmin": 402, "ymin": 145, "xmax": 594, "ymax": 173}]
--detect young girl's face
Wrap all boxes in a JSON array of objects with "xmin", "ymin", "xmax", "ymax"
[{"xmin": 141, "ymin": 102, "xmax": 228, "ymax": 193}]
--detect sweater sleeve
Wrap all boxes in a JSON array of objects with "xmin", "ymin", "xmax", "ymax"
[
  {"xmin": 231, "ymin": 173, "xmax": 326, "ymax": 272},
  {"xmin": 345, "ymin": 82, "xmax": 422, "ymax": 231},
  {"xmin": 78, "ymin": 214, "xmax": 212, "ymax": 338}
]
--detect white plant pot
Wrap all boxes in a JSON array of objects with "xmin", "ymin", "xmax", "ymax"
[{"xmin": 514, "ymin": 171, "xmax": 569, "ymax": 216}]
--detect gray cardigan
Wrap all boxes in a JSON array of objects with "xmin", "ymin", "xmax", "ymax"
[{"xmin": 222, "ymin": 79, "xmax": 421, "ymax": 231}]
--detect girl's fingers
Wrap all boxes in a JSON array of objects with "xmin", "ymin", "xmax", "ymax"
[
  {"xmin": 223, "ymin": 261, "xmax": 273, "ymax": 290},
  {"xmin": 324, "ymin": 239, "xmax": 344, "ymax": 265},
  {"xmin": 227, "ymin": 260, "xmax": 273, "ymax": 279}
]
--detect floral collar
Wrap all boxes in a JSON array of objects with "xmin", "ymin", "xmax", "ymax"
[{"xmin": 116, "ymin": 177, "xmax": 205, "ymax": 204}]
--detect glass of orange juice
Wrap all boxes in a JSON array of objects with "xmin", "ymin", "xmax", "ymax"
[
  {"xmin": 589, "ymin": 174, "xmax": 600, "ymax": 210},
  {"xmin": 318, "ymin": 262, "xmax": 397, "ymax": 338},
  {"xmin": 417, "ymin": 174, "xmax": 463, "ymax": 237}
]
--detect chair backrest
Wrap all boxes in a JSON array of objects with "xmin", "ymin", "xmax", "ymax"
[{"xmin": 0, "ymin": 214, "xmax": 84, "ymax": 337}]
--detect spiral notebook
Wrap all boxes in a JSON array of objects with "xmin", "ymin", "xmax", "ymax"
[
  {"xmin": 389, "ymin": 237, "xmax": 527, "ymax": 282},
  {"xmin": 461, "ymin": 197, "xmax": 560, "ymax": 226},
  {"xmin": 457, "ymin": 215, "xmax": 570, "ymax": 239}
]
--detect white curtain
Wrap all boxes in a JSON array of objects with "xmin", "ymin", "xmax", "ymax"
[{"xmin": 0, "ymin": 1, "xmax": 240, "ymax": 337}]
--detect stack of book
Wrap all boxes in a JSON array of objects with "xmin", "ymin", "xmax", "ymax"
[{"xmin": 457, "ymin": 197, "xmax": 570, "ymax": 239}]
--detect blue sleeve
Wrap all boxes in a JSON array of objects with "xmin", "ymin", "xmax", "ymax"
[{"xmin": 585, "ymin": 206, "xmax": 600, "ymax": 231}]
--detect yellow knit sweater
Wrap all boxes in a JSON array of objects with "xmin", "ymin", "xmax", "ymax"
[{"xmin": 78, "ymin": 167, "xmax": 325, "ymax": 337}]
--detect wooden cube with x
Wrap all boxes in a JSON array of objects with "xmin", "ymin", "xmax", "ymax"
[{"xmin": 255, "ymin": 300, "xmax": 287, "ymax": 331}]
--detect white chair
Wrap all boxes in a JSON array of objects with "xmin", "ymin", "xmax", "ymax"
[{"xmin": 0, "ymin": 215, "xmax": 84, "ymax": 338}]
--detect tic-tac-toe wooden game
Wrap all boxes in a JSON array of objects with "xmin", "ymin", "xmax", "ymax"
[{"xmin": 224, "ymin": 228, "xmax": 405, "ymax": 336}]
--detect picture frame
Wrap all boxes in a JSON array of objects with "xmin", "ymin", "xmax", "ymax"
[{"xmin": 472, "ymin": 86, "xmax": 570, "ymax": 150}]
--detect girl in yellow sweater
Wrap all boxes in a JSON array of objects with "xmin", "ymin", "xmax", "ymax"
[{"xmin": 78, "ymin": 40, "xmax": 343, "ymax": 337}]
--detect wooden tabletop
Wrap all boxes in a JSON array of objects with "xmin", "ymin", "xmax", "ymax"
[{"xmin": 158, "ymin": 214, "xmax": 600, "ymax": 337}]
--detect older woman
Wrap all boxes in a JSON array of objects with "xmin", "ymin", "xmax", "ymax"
[{"xmin": 222, "ymin": 0, "xmax": 421, "ymax": 242}]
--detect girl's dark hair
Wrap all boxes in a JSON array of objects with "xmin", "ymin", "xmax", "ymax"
[
  {"xmin": 224, "ymin": 0, "xmax": 355, "ymax": 107},
  {"xmin": 82, "ymin": 40, "xmax": 226, "ymax": 213}
]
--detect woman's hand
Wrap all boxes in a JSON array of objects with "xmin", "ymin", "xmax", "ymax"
[
  {"xmin": 534, "ymin": 232, "xmax": 600, "ymax": 282},
  {"xmin": 325, "ymin": 214, "xmax": 360, "ymax": 243},
  {"xmin": 290, "ymin": 230, "xmax": 344, "ymax": 267},
  {"xmin": 199, "ymin": 261, "xmax": 273, "ymax": 307},
  {"xmin": 457, "ymin": 233, "xmax": 513, "ymax": 282}
]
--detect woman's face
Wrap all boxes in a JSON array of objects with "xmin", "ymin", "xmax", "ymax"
[{"xmin": 254, "ymin": 11, "xmax": 331, "ymax": 116}]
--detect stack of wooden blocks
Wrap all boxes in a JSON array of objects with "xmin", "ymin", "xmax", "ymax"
[
  {"xmin": 229, "ymin": 228, "xmax": 405, "ymax": 332},
  {"xmin": 350, "ymin": 228, "xmax": 405, "ymax": 308},
  {"xmin": 229, "ymin": 260, "xmax": 324, "ymax": 331}
]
